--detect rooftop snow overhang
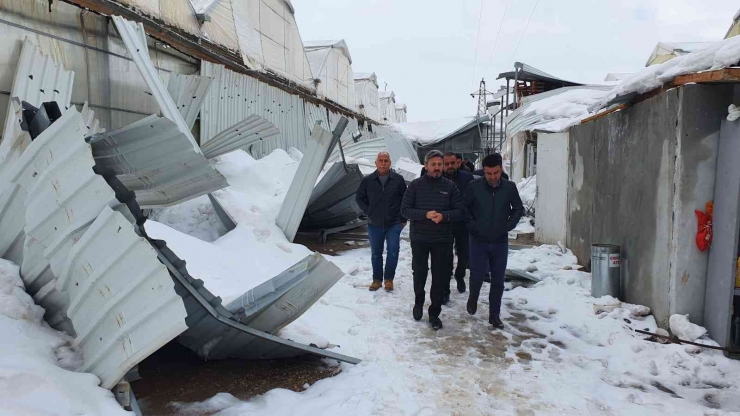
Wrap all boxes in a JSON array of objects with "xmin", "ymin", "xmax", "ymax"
[{"xmin": 497, "ymin": 62, "xmax": 582, "ymax": 87}]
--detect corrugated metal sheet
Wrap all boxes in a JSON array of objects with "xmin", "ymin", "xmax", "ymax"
[
  {"xmin": 276, "ymin": 123, "xmax": 335, "ymax": 242},
  {"xmin": 382, "ymin": 130, "xmax": 420, "ymax": 164},
  {"xmin": 0, "ymin": 99, "xmax": 32, "ymax": 182},
  {"xmin": 88, "ymin": 115, "xmax": 228, "ymax": 208},
  {"xmin": 300, "ymin": 163, "xmax": 364, "ymax": 230},
  {"xmin": 327, "ymin": 137, "xmax": 385, "ymax": 163},
  {"xmin": 0, "ymin": 37, "xmax": 75, "ymax": 151},
  {"xmin": 201, "ymin": 114, "xmax": 281, "ymax": 159},
  {"xmin": 57, "ymin": 206, "xmax": 188, "ymax": 389},
  {"xmin": 112, "ymin": 16, "xmax": 201, "ymax": 153},
  {"xmin": 226, "ymin": 252, "xmax": 343, "ymax": 333},
  {"xmin": 80, "ymin": 102, "xmax": 106, "ymax": 136},
  {"xmin": 167, "ymin": 73, "xmax": 214, "ymax": 130}
]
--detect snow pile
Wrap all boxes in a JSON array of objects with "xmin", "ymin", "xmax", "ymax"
[
  {"xmin": 0, "ymin": 259, "xmax": 127, "ymax": 415},
  {"xmin": 593, "ymin": 35, "xmax": 740, "ymax": 111},
  {"xmin": 517, "ymin": 88, "xmax": 612, "ymax": 133},
  {"xmin": 669, "ymin": 314, "xmax": 708, "ymax": 342},
  {"xmin": 513, "ymin": 216, "xmax": 534, "ymax": 234},
  {"xmin": 342, "ymin": 156, "xmax": 376, "ymax": 176},
  {"xmin": 394, "ymin": 157, "xmax": 423, "ymax": 181},
  {"xmin": 149, "ymin": 196, "xmax": 228, "ymax": 242},
  {"xmin": 728, "ymin": 104, "xmax": 740, "ymax": 121},
  {"xmin": 391, "ymin": 117, "xmax": 476, "ymax": 145},
  {"xmin": 146, "ymin": 149, "xmax": 312, "ymax": 303},
  {"xmin": 517, "ymin": 175, "xmax": 536, "ymax": 208}
]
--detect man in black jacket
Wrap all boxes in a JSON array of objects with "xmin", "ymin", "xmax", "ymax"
[
  {"xmin": 443, "ymin": 152, "xmax": 474, "ymax": 297},
  {"xmin": 464, "ymin": 153, "xmax": 524, "ymax": 329},
  {"xmin": 401, "ymin": 150, "xmax": 464, "ymax": 330},
  {"xmin": 355, "ymin": 152, "xmax": 408, "ymax": 292},
  {"xmin": 456, "ymin": 153, "xmax": 472, "ymax": 172}
]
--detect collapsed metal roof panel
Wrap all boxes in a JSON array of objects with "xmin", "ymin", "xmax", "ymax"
[
  {"xmin": 276, "ymin": 123, "xmax": 337, "ymax": 242},
  {"xmin": 382, "ymin": 130, "xmax": 420, "ymax": 164},
  {"xmin": 327, "ymin": 136, "xmax": 386, "ymax": 163},
  {"xmin": 0, "ymin": 37, "xmax": 74, "ymax": 154},
  {"xmin": 301, "ymin": 163, "xmax": 364, "ymax": 230},
  {"xmin": 167, "ymin": 73, "xmax": 214, "ymax": 130},
  {"xmin": 57, "ymin": 206, "xmax": 188, "ymax": 389},
  {"xmin": 497, "ymin": 62, "xmax": 581, "ymax": 86},
  {"xmin": 201, "ymin": 114, "xmax": 281, "ymax": 160},
  {"xmin": 112, "ymin": 16, "xmax": 201, "ymax": 154}
]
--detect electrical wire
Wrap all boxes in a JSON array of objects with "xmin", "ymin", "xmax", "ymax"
[
  {"xmin": 483, "ymin": 0, "xmax": 512, "ymax": 76},
  {"xmin": 469, "ymin": 0, "xmax": 487, "ymax": 93},
  {"xmin": 508, "ymin": 0, "xmax": 541, "ymax": 65}
]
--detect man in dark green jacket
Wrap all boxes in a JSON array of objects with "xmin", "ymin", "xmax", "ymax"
[{"xmin": 463, "ymin": 153, "xmax": 524, "ymax": 329}]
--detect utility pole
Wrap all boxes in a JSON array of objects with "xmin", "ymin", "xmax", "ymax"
[{"xmin": 470, "ymin": 78, "xmax": 493, "ymax": 156}]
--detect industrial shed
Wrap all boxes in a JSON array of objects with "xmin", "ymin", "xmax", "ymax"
[{"xmin": 304, "ymin": 40, "xmax": 356, "ymax": 110}]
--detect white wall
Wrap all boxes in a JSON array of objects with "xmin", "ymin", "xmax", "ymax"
[
  {"xmin": 355, "ymin": 79, "xmax": 380, "ymax": 122},
  {"xmin": 535, "ymin": 132, "xmax": 569, "ymax": 245}
]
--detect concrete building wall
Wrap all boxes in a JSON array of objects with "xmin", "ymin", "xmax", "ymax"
[
  {"xmin": 567, "ymin": 84, "xmax": 733, "ymax": 327},
  {"xmin": 536, "ymin": 132, "xmax": 569, "ymax": 245}
]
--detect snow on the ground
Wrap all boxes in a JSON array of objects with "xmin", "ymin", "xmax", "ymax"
[
  {"xmin": 593, "ymin": 35, "xmax": 740, "ymax": 111},
  {"xmin": 176, "ymin": 242, "xmax": 740, "ymax": 415},
  {"xmin": 0, "ymin": 259, "xmax": 128, "ymax": 416},
  {"xmin": 513, "ymin": 216, "xmax": 534, "ymax": 234},
  {"xmin": 145, "ymin": 149, "xmax": 312, "ymax": 303},
  {"xmin": 391, "ymin": 117, "xmax": 476, "ymax": 145},
  {"xmin": 149, "ymin": 195, "xmax": 228, "ymax": 242}
]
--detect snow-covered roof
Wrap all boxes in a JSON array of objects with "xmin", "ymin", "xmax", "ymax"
[
  {"xmin": 646, "ymin": 42, "xmax": 716, "ymax": 66},
  {"xmin": 379, "ymin": 90, "xmax": 395, "ymax": 100},
  {"xmin": 391, "ymin": 115, "xmax": 490, "ymax": 146},
  {"xmin": 498, "ymin": 62, "xmax": 581, "ymax": 86},
  {"xmin": 505, "ymin": 86, "xmax": 613, "ymax": 136},
  {"xmin": 592, "ymin": 34, "xmax": 740, "ymax": 112},
  {"xmin": 304, "ymin": 40, "xmax": 352, "ymax": 63},
  {"xmin": 395, "ymin": 104, "xmax": 407, "ymax": 111},
  {"xmin": 354, "ymin": 72, "xmax": 377, "ymax": 82}
]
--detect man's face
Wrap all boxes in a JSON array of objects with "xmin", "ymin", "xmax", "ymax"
[
  {"xmin": 443, "ymin": 155, "xmax": 457, "ymax": 176},
  {"xmin": 483, "ymin": 165, "xmax": 503, "ymax": 185},
  {"xmin": 455, "ymin": 157, "xmax": 463, "ymax": 169},
  {"xmin": 375, "ymin": 153, "xmax": 391, "ymax": 175},
  {"xmin": 425, "ymin": 156, "xmax": 444, "ymax": 178}
]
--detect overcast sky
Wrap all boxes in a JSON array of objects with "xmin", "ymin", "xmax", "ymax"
[{"xmin": 292, "ymin": 0, "xmax": 738, "ymax": 122}]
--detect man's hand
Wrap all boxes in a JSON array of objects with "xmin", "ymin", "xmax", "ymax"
[
  {"xmin": 431, "ymin": 212, "xmax": 444, "ymax": 224},
  {"xmin": 426, "ymin": 211, "xmax": 439, "ymax": 220}
]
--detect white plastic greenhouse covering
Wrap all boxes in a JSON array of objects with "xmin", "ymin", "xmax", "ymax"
[
  {"xmin": 116, "ymin": 0, "xmax": 314, "ymax": 85},
  {"xmin": 305, "ymin": 40, "xmax": 357, "ymax": 111},
  {"xmin": 354, "ymin": 73, "xmax": 380, "ymax": 123},
  {"xmin": 395, "ymin": 104, "xmax": 408, "ymax": 123},
  {"xmin": 379, "ymin": 91, "xmax": 397, "ymax": 125}
]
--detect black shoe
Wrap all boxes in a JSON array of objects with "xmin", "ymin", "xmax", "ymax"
[
  {"xmin": 456, "ymin": 277, "xmax": 466, "ymax": 293},
  {"xmin": 489, "ymin": 314, "xmax": 504, "ymax": 329},
  {"xmin": 430, "ymin": 316, "xmax": 443, "ymax": 330},
  {"xmin": 483, "ymin": 273, "xmax": 491, "ymax": 283},
  {"xmin": 442, "ymin": 292, "xmax": 450, "ymax": 305},
  {"xmin": 413, "ymin": 304, "xmax": 423, "ymax": 321},
  {"xmin": 467, "ymin": 297, "xmax": 477, "ymax": 315}
]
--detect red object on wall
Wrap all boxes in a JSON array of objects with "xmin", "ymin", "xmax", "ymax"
[{"xmin": 695, "ymin": 201, "xmax": 714, "ymax": 252}]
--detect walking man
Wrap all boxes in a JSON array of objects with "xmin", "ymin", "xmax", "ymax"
[
  {"xmin": 456, "ymin": 153, "xmax": 472, "ymax": 172},
  {"xmin": 443, "ymin": 152, "xmax": 474, "ymax": 298},
  {"xmin": 464, "ymin": 153, "xmax": 524, "ymax": 329},
  {"xmin": 401, "ymin": 150, "xmax": 464, "ymax": 330},
  {"xmin": 355, "ymin": 152, "xmax": 407, "ymax": 292}
]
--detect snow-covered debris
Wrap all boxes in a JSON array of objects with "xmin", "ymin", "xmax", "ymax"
[
  {"xmin": 0, "ymin": 259, "xmax": 127, "ymax": 415},
  {"xmin": 391, "ymin": 116, "xmax": 477, "ymax": 145},
  {"xmin": 593, "ymin": 35, "xmax": 740, "ymax": 111},
  {"xmin": 669, "ymin": 314, "xmax": 708, "ymax": 342},
  {"xmin": 394, "ymin": 157, "xmax": 423, "ymax": 181},
  {"xmin": 510, "ymin": 87, "xmax": 612, "ymax": 133},
  {"xmin": 149, "ymin": 195, "xmax": 229, "ymax": 242},
  {"xmin": 517, "ymin": 175, "xmax": 536, "ymax": 208},
  {"xmin": 728, "ymin": 104, "xmax": 740, "ymax": 121},
  {"xmin": 631, "ymin": 305, "xmax": 651, "ymax": 317}
]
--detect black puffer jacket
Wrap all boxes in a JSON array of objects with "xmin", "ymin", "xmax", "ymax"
[
  {"xmin": 444, "ymin": 169, "xmax": 475, "ymax": 230},
  {"xmin": 401, "ymin": 175, "xmax": 464, "ymax": 243},
  {"xmin": 355, "ymin": 170, "xmax": 407, "ymax": 228},
  {"xmin": 464, "ymin": 177, "xmax": 524, "ymax": 243}
]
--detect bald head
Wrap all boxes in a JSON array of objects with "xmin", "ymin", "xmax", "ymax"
[{"xmin": 375, "ymin": 152, "xmax": 391, "ymax": 175}]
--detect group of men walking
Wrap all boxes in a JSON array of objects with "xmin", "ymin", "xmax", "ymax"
[{"xmin": 355, "ymin": 150, "xmax": 524, "ymax": 330}]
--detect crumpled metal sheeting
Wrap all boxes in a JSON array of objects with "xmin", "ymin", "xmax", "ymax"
[
  {"xmin": 226, "ymin": 252, "xmax": 344, "ymax": 334},
  {"xmin": 0, "ymin": 99, "xmax": 32, "ymax": 183},
  {"xmin": 0, "ymin": 37, "xmax": 74, "ymax": 152},
  {"xmin": 300, "ymin": 163, "xmax": 365, "ymax": 230},
  {"xmin": 327, "ymin": 136, "xmax": 386, "ymax": 164},
  {"xmin": 88, "ymin": 114, "xmax": 228, "ymax": 208},
  {"xmin": 382, "ymin": 130, "xmax": 420, "ymax": 164},
  {"xmin": 201, "ymin": 114, "xmax": 281, "ymax": 160},
  {"xmin": 55, "ymin": 206, "xmax": 188, "ymax": 389},
  {"xmin": 80, "ymin": 102, "xmax": 106, "ymax": 136},
  {"xmin": 167, "ymin": 73, "xmax": 214, "ymax": 130}
]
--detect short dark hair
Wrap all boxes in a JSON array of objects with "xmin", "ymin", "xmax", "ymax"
[
  {"xmin": 482, "ymin": 153, "xmax": 503, "ymax": 168},
  {"xmin": 443, "ymin": 151, "xmax": 456, "ymax": 158},
  {"xmin": 455, "ymin": 153, "xmax": 463, "ymax": 160},
  {"xmin": 424, "ymin": 150, "xmax": 444, "ymax": 163}
]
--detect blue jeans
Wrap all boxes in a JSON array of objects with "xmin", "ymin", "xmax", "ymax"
[
  {"xmin": 367, "ymin": 223, "xmax": 403, "ymax": 281},
  {"xmin": 469, "ymin": 239, "xmax": 509, "ymax": 317}
]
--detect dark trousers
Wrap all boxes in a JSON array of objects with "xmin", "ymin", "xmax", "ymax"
[
  {"xmin": 411, "ymin": 240, "xmax": 452, "ymax": 318},
  {"xmin": 367, "ymin": 223, "xmax": 403, "ymax": 281},
  {"xmin": 469, "ymin": 239, "xmax": 509, "ymax": 318},
  {"xmin": 445, "ymin": 225, "xmax": 469, "ymax": 295}
]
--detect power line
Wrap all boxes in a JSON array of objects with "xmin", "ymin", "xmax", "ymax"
[
  {"xmin": 484, "ymin": 0, "xmax": 512, "ymax": 76},
  {"xmin": 508, "ymin": 0, "xmax": 541, "ymax": 65},
  {"xmin": 469, "ymin": 0, "xmax": 486, "ymax": 93}
]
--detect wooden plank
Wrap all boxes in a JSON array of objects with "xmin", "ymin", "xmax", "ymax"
[
  {"xmin": 580, "ymin": 104, "xmax": 628, "ymax": 125},
  {"xmin": 60, "ymin": 0, "xmax": 374, "ymax": 124},
  {"xmin": 674, "ymin": 68, "xmax": 740, "ymax": 86}
]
